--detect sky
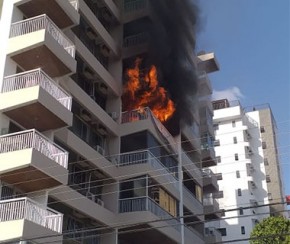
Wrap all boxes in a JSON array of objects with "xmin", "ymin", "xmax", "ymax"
[{"xmin": 196, "ymin": 0, "xmax": 290, "ymax": 194}]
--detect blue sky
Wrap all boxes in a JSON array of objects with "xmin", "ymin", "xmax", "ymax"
[{"xmin": 196, "ymin": 0, "xmax": 290, "ymax": 194}]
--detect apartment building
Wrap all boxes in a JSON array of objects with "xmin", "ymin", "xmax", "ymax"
[
  {"xmin": 208, "ymin": 99, "xmax": 285, "ymax": 243},
  {"xmin": 0, "ymin": 0, "xmax": 219, "ymax": 243}
]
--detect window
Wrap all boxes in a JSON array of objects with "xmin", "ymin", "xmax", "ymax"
[
  {"xmin": 235, "ymin": 153, "xmax": 239, "ymax": 161},
  {"xmin": 264, "ymin": 158, "xmax": 269, "ymax": 166},
  {"xmin": 260, "ymin": 126, "xmax": 265, "ymax": 133},
  {"xmin": 232, "ymin": 121, "xmax": 236, "ymax": 128},
  {"xmin": 241, "ymin": 226, "xmax": 245, "ymax": 235},
  {"xmin": 268, "ymin": 193, "xmax": 273, "ymax": 200},
  {"xmin": 233, "ymin": 136, "xmax": 237, "ymax": 144},
  {"xmin": 262, "ymin": 142, "xmax": 267, "ymax": 149},
  {"xmin": 237, "ymin": 188, "xmax": 242, "ymax": 196},
  {"xmin": 214, "ymin": 139, "xmax": 220, "ymax": 147},
  {"xmin": 266, "ymin": 175, "xmax": 271, "ymax": 183},
  {"xmin": 216, "ymin": 173, "xmax": 223, "ymax": 180},
  {"xmin": 218, "ymin": 228, "xmax": 227, "ymax": 236},
  {"xmin": 239, "ymin": 208, "xmax": 244, "ymax": 215},
  {"xmin": 215, "ymin": 191, "xmax": 224, "ymax": 199},
  {"xmin": 213, "ymin": 124, "xmax": 219, "ymax": 130},
  {"xmin": 216, "ymin": 156, "xmax": 221, "ymax": 163},
  {"xmin": 236, "ymin": 171, "xmax": 240, "ymax": 178}
]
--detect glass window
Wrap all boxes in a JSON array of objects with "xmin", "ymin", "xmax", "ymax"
[
  {"xmin": 239, "ymin": 208, "xmax": 244, "ymax": 215},
  {"xmin": 236, "ymin": 171, "xmax": 240, "ymax": 178},
  {"xmin": 266, "ymin": 175, "xmax": 271, "ymax": 183},
  {"xmin": 218, "ymin": 228, "xmax": 227, "ymax": 236},
  {"xmin": 237, "ymin": 188, "xmax": 242, "ymax": 196},
  {"xmin": 232, "ymin": 121, "xmax": 236, "ymax": 127},
  {"xmin": 262, "ymin": 142, "xmax": 267, "ymax": 149},
  {"xmin": 241, "ymin": 226, "xmax": 245, "ymax": 235},
  {"xmin": 216, "ymin": 156, "xmax": 221, "ymax": 163},
  {"xmin": 264, "ymin": 158, "xmax": 269, "ymax": 166},
  {"xmin": 233, "ymin": 136, "xmax": 237, "ymax": 144},
  {"xmin": 235, "ymin": 153, "xmax": 239, "ymax": 161},
  {"xmin": 260, "ymin": 126, "xmax": 265, "ymax": 133}
]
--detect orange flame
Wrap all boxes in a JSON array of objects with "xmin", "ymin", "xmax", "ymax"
[{"xmin": 123, "ymin": 58, "xmax": 175, "ymax": 122}]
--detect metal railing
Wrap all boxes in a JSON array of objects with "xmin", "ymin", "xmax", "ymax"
[
  {"xmin": 203, "ymin": 193, "xmax": 219, "ymax": 207},
  {"xmin": 123, "ymin": 0, "xmax": 147, "ymax": 12},
  {"xmin": 205, "ymin": 227, "xmax": 222, "ymax": 238},
  {"xmin": 123, "ymin": 32, "xmax": 149, "ymax": 47},
  {"xmin": 121, "ymin": 107, "xmax": 178, "ymax": 153},
  {"xmin": 2, "ymin": 69, "xmax": 72, "ymax": 110},
  {"xmin": 119, "ymin": 196, "xmax": 180, "ymax": 231},
  {"xmin": 0, "ymin": 197, "xmax": 63, "ymax": 233},
  {"xmin": 10, "ymin": 14, "xmax": 75, "ymax": 58},
  {"xmin": 69, "ymin": 0, "xmax": 79, "ymax": 10},
  {"xmin": 118, "ymin": 150, "xmax": 179, "ymax": 190},
  {"xmin": 0, "ymin": 129, "xmax": 68, "ymax": 169},
  {"xmin": 183, "ymin": 186, "xmax": 202, "ymax": 207},
  {"xmin": 202, "ymin": 168, "xmax": 214, "ymax": 177}
]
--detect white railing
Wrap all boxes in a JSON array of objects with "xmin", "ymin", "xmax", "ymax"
[
  {"xmin": 10, "ymin": 14, "xmax": 75, "ymax": 58},
  {"xmin": 0, "ymin": 129, "xmax": 68, "ymax": 169},
  {"xmin": 118, "ymin": 150, "xmax": 179, "ymax": 190},
  {"xmin": 121, "ymin": 107, "xmax": 177, "ymax": 152},
  {"xmin": 123, "ymin": 32, "xmax": 149, "ymax": 47},
  {"xmin": 2, "ymin": 69, "xmax": 72, "ymax": 110},
  {"xmin": 0, "ymin": 197, "xmax": 63, "ymax": 233},
  {"xmin": 123, "ymin": 0, "xmax": 147, "ymax": 12},
  {"xmin": 121, "ymin": 107, "xmax": 150, "ymax": 123},
  {"xmin": 69, "ymin": 0, "xmax": 79, "ymax": 10},
  {"xmin": 119, "ymin": 197, "xmax": 180, "ymax": 231}
]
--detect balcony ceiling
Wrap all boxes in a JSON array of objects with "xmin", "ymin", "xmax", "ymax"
[
  {"xmin": 11, "ymin": 46, "xmax": 71, "ymax": 78},
  {"xmin": 18, "ymin": 0, "xmax": 74, "ymax": 29},
  {"xmin": 4, "ymin": 102, "xmax": 67, "ymax": 131},
  {"xmin": 1, "ymin": 166, "xmax": 61, "ymax": 192}
]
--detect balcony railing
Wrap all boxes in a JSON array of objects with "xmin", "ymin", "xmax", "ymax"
[
  {"xmin": 121, "ymin": 107, "xmax": 150, "ymax": 123},
  {"xmin": 123, "ymin": 32, "xmax": 149, "ymax": 47},
  {"xmin": 0, "ymin": 197, "xmax": 63, "ymax": 233},
  {"xmin": 118, "ymin": 150, "xmax": 179, "ymax": 190},
  {"xmin": 2, "ymin": 69, "xmax": 72, "ymax": 110},
  {"xmin": 203, "ymin": 194, "xmax": 218, "ymax": 207},
  {"xmin": 0, "ymin": 130, "xmax": 68, "ymax": 169},
  {"xmin": 10, "ymin": 14, "xmax": 75, "ymax": 58},
  {"xmin": 183, "ymin": 186, "xmax": 202, "ymax": 207},
  {"xmin": 123, "ymin": 0, "xmax": 147, "ymax": 13},
  {"xmin": 119, "ymin": 196, "xmax": 180, "ymax": 231}
]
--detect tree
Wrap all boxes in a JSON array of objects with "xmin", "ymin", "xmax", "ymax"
[{"xmin": 250, "ymin": 216, "xmax": 290, "ymax": 244}]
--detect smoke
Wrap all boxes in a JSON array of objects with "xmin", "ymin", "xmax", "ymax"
[{"xmin": 147, "ymin": 0, "xmax": 200, "ymax": 135}]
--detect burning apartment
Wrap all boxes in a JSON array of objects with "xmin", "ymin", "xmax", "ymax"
[{"xmin": 0, "ymin": 0, "xmax": 219, "ymax": 243}]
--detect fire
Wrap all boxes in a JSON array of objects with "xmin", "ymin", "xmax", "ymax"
[{"xmin": 123, "ymin": 58, "xmax": 175, "ymax": 122}]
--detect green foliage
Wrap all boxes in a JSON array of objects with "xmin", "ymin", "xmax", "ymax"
[{"xmin": 250, "ymin": 216, "xmax": 290, "ymax": 244}]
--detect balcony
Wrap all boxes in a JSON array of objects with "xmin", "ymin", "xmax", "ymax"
[
  {"xmin": 119, "ymin": 196, "xmax": 180, "ymax": 232},
  {"xmin": 0, "ymin": 197, "xmax": 62, "ymax": 242},
  {"xmin": 118, "ymin": 150, "xmax": 179, "ymax": 191},
  {"xmin": 8, "ymin": 14, "xmax": 76, "ymax": 77},
  {"xmin": 197, "ymin": 52, "xmax": 219, "ymax": 74},
  {"xmin": 16, "ymin": 0, "xmax": 79, "ymax": 28},
  {"xmin": 201, "ymin": 136, "xmax": 216, "ymax": 167},
  {"xmin": 121, "ymin": 108, "xmax": 178, "ymax": 153},
  {"xmin": 181, "ymin": 122, "xmax": 201, "ymax": 152},
  {"xmin": 123, "ymin": 32, "xmax": 149, "ymax": 58},
  {"xmin": 0, "ymin": 130, "xmax": 68, "ymax": 192},
  {"xmin": 183, "ymin": 186, "xmax": 203, "ymax": 217},
  {"xmin": 1, "ymin": 69, "xmax": 73, "ymax": 131},
  {"xmin": 123, "ymin": 0, "xmax": 149, "ymax": 23},
  {"xmin": 203, "ymin": 194, "xmax": 221, "ymax": 219},
  {"xmin": 202, "ymin": 168, "xmax": 219, "ymax": 192},
  {"xmin": 204, "ymin": 227, "xmax": 222, "ymax": 244}
]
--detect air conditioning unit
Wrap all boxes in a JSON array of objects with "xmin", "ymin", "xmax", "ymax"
[
  {"xmin": 97, "ymin": 82, "xmax": 108, "ymax": 95},
  {"xmin": 96, "ymin": 198, "xmax": 104, "ymax": 207},
  {"xmin": 82, "ymin": 64, "xmax": 95, "ymax": 79},
  {"xmin": 80, "ymin": 109, "xmax": 92, "ymax": 122},
  {"xmin": 97, "ymin": 124, "xmax": 107, "ymax": 135},
  {"xmin": 109, "ymin": 112, "xmax": 119, "ymax": 121},
  {"xmin": 95, "ymin": 145, "xmax": 105, "ymax": 155}
]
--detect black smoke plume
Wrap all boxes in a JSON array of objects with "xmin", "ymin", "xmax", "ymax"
[{"xmin": 147, "ymin": 0, "xmax": 200, "ymax": 136}]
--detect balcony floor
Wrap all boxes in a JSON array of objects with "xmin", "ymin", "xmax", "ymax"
[
  {"xmin": 1, "ymin": 166, "xmax": 61, "ymax": 192},
  {"xmin": 4, "ymin": 102, "xmax": 67, "ymax": 132},
  {"xmin": 11, "ymin": 45, "xmax": 71, "ymax": 78},
  {"xmin": 18, "ymin": 0, "xmax": 74, "ymax": 29}
]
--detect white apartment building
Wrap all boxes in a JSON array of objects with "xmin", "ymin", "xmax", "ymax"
[
  {"xmin": 0, "ymin": 0, "xmax": 221, "ymax": 244},
  {"xmin": 207, "ymin": 99, "xmax": 284, "ymax": 243}
]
